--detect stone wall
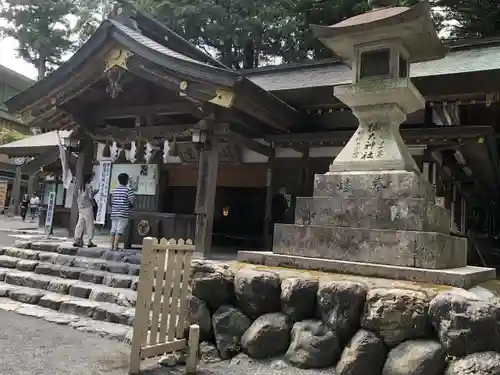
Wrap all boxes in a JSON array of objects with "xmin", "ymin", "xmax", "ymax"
[{"xmin": 186, "ymin": 261, "xmax": 500, "ymax": 375}]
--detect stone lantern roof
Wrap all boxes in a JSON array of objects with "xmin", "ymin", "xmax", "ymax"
[{"xmin": 311, "ymin": 0, "xmax": 447, "ymax": 64}]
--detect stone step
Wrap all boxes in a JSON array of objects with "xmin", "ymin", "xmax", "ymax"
[
  {"xmin": 295, "ymin": 196, "xmax": 450, "ymax": 233},
  {"xmin": 0, "ymin": 266, "xmax": 137, "ymax": 307},
  {"xmin": 273, "ymin": 223, "xmax": 468, "ymax": 269},
  {"xmin": 1, "ymin": 247, "xmax": 141, "ymax": 277},
  {"xmin": 15, "ymin": 239, "xmax": 142, "ymax": 264},
  {"xmin": 0, "ymin": 250, "xmax": 139, "ymax": 290},
  {"xmin": 0, "ymin": 281, "xmax": 135, "ymax": 327},
  {"xmin": 0, "ymin": 297, "xmax": 132, "ymax": 342}
]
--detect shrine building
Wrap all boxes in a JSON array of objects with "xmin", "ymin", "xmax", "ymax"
[{"xmin": 4, "ymin": 1, "xmax": 500, "ymax": 266}]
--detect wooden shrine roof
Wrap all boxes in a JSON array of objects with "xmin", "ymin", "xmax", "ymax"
[
  {"xmin": 6, "ymin": 3, "xmax": 300, "ymax": 134},
  {"xmin": 244, "ymin": 38, "xmax": 500, "ymax": 92}
]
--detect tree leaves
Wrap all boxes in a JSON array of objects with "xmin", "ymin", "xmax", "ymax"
[{"xmin": 0, "ymin": 0, "xmax": 75, "ymax": 79}]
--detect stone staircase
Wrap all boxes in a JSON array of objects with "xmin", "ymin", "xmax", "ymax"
[{"xmin": 0, "ymin": 239, "xmax": 142, "ymax": 341}]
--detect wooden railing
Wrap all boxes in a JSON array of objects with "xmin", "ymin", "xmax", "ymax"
[{"xmin": 129, "ymin": 237, "xmax": 199, "ymax": 374}]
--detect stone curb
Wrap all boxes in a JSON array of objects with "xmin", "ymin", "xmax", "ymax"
[
  {"xmin": 0, "ymin": 297, "xmax": 132, "ymax": 342},
  {"xmin": 0, "ymin": 281, "xmax": 135, "ymax": 327},
  {"xmin": 0, "ymin": 248, "xmax": 141, "ymax": 277},
  {"xmin": 0, "ymin": 266, "xmax": 137, "ymax": 308},
  {"xmin": 0, "ymin": 250, "xmax": 139, "ymax": 291}
]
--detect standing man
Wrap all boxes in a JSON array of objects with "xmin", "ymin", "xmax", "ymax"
[
  {"xmin": 109, "ymin": 173, "xmax": 134, "ymax": 251},
  {"xmin": 270, "ymin": 184, "xmax": 289, "ymax": 234},
  {"xmin": 29, "ymin": 193, "xmax": 40, "ymax": 220}
]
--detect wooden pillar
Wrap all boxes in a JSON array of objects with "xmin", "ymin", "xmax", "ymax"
[
  {"xmin": 422, "ymin": 162, "xmax": 430, "ymax": 182},
  {"xmin": 298, "ymin": 149, "xmax": 310, "ymax": 196},
  {"xmin": 263, "ymin": 147, "xmax": 275, "ymax": 249},
  {"xmin": 27, "ymin": 172, "xmax": 39, "ymax": 196},
  {"xmin": 431, "ymin": 162, "xmax": 437, "ymax": 191},
  {"xmin": 450, "ymin": 184, "xmax": 457, "ymax": 231},
  {"xmin": 9, "ymin": 166, "xmax": 22, "ymax": 215},
  {"xmin": 194, "ymin": 137, "xmax": 220, "ymax": 257},
  {"xmin": 69, "ymin": 137, "xmax": 94, "ymax": 237},
  {"xmin": 460, "ymin": 195, "xmax": 467, "ymax": 234}
]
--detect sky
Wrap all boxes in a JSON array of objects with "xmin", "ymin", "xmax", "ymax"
[{"xmin": 0, "ymin": 35, "xmax": 38, "ymax": 80}]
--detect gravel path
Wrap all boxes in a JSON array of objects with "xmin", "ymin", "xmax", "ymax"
[{"xmin": 0, "ymin": 309, "xmax": 336, "ymax": 375}]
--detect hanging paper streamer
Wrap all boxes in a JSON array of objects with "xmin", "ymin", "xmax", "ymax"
[
  {"xmin": 145, "ymin": 143, "xmax": 153, "ymax": 164},
  {"xmin": 163, "ymin": 140, "xmax": 170, "ymax": 164},
  {"xmin": 125, "ymin": 141, "xmax": 137, "ymax": 163}
]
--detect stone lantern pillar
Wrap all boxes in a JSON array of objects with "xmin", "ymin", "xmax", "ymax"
[{"xmin": 237, "ymin": 0, "xmax": 496, "ymax": 288}]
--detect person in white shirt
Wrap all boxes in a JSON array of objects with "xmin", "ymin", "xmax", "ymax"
[{"xmin": 29, "ymin": 193, "xmax": 40, "ymax": 220}]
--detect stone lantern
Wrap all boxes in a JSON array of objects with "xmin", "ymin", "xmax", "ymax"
[
  {"xmin": 237, "ymin": 0, "xmax": 497, "ymax": 288},
  {"xmin": 312, "ymin": 0, "xmax": 446, "ymax": 172}
]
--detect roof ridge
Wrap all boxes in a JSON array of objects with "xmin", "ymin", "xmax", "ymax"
[{"xmin": 113, "ymin": 0, "xmax": 229, "ymax": 70}]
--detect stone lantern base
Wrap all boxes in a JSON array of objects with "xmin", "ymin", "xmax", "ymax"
[{"xmin": 238, "ymin": 170, "xmax": 496, "ymax": 288}]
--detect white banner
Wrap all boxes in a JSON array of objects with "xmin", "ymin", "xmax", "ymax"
[
  {"xmin": 44, "ymin": 191, "xmax": 56, "ymax": 235},
  {"xmin": 95, "ymin": 160, "xmax": 112, "ymax": 225},
  {"xmin": 56, "ymin": 131, "xmax": 73, "ymax": 189}
]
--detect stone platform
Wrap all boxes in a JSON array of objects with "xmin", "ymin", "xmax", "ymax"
[
  {"xmin": 237, "ymin": 170, "xmax": 496, "ymax": 288},
  {"xmin": 237, "ymin": 251, "xmax": 496, "ymax": 289}
]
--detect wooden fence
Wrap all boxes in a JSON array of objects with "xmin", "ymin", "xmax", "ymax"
[{"xmin": 129, "ymin": 237, "xmax": 199, "ymax": 374}]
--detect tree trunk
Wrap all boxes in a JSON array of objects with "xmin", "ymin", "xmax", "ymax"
[{"xmin": 37, "ymin": 54, "xmax": 46, "ymax": 80}]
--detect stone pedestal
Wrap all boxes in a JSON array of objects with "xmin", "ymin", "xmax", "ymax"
[{"xmin": 238, "ymin": 170, "xmax": 496, "ymax": 288}]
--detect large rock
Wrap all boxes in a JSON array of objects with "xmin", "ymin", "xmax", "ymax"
[
  {"xmin": 285, "ymin": 319, "xmax": 340, "ymax": 369},
  {"xmin": 190, "ymin": 260, "xmax": 235, "ymax": 311},
  {"xmin": 361, "ymin": 288, "xmax": 431, "ymax": 346},
  {"xmin": 429, "ymin": 292, "xmax": 499, "ymax": 357},
  {"xmin": 336, "ymin": 329, "xmax": 386, "ymax": 375},
  {"xmin": 241, "ymin": 313, "xmax": 291, "ymax": 359},
  {"xmin": 382, "ymin": 340, "xmax": 445, "ymax": 375},
  {"xmin": 445, "ymin": 352, "xmax": 500, "ymax": 375},
  {"xmin": 212, "ymin": 305, "xmax": 251, "ymax": 359},
  {"xmin": 186, "ymin": 294, "xmax": 212, "ymax": 341},
  {"xmin": 234, "ymin": 269, "xmax": 281, "ymax": 319},
  {"xmin": 281, "ymin": 278, "xmax": 318, "ymax": 322},
  {"xmin": 317, "ymin": 281, "xmax": 367, "ymax": 341}
]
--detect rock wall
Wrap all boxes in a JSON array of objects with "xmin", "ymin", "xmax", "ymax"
[{"xmin": 186, "ymin": 261, "xmax": 500, "ymax": 375}]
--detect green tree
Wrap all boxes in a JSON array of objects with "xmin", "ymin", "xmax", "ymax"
[
  {"xmin": 0, "ymin": 128, "xmax": 27, "ymax": 145},
  {"xmin": 438, "ymin": 0, "xmax": 500, "ymax": 39},
  {"xmin": 0, "ymin": 0, "xmax": 75, "ymax": 79},
  {"xmin": 135, "ymin": 0, "xmax": 443, "ymax": 66}
]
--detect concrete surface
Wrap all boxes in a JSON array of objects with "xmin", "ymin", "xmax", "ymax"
[{"xmin": 237, "ymin": 251, "xmax": 496, "ymax": 288}]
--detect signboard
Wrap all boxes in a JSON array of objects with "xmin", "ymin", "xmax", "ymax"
[
  {"xmin": 110, "ymin": 164, "xmax": 157, "ymax": 195},
  {"xmin": 95, "ymin": 160, "xmax": 112, "ymax": 225},
  {"xmin": 0, "ymin": 181, "xmax": 7, "ymax": 211},
  {"xmin": 44, "ymin": 191, "xmax": 56, "ymax": 236}
]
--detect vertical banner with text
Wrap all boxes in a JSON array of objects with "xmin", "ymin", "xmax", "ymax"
[
  {"xmin": 95, "ymin": 160, "xmax": 112, "ymax": 225},
  {"xmin": 44, "ymin": 191, "xmax": 56, "ymax": 236},
  {"xmin": 0, "ymin": 181, "xmax": 7, "ymax": 211}
]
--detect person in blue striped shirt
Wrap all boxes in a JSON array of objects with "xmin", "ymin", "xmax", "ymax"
[{"xmin": 109, "ymin": 173, "xmax": 135, "ymax": 251}]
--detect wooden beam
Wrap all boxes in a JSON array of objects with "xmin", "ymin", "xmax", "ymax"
[
  {"xmin": 89, "ymin": 124, "xmax": 196, "ymax": 141},
  {"xmin": 93, "ymin": 102, "xmax": 200, "ymax": 119},
  {"xmin": 216, "ymin": 128, "xmax": 272, "ymax": 157},
  {"xmin": 266, "ymin": 125, "xmax": 495, "ymax": 145}
]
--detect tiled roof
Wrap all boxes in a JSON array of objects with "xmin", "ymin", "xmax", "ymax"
[
  {"xmin": 246, "ymin": 44, "xmax": 500, "ymax": 91},
  {"xmin": 110, "ymin": 20, "xmax": 220, "ymax": 70},
  {"xmin": 0, "ymin": 130, "xmax": 72, "ymax": 157}
]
